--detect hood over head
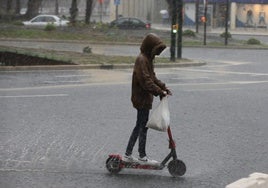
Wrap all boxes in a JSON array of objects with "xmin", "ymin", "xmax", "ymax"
[{"xmin": 140, "ymin": 33, "xmax": 166, "ymax": 59}]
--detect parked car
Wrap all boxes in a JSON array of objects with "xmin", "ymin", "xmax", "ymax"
[
  {"xmin": 23, "ymin": 15, "xmax": 69, "ymax": 27},
  {"xmin": 110, "ymin": 17, "xmax": 151, "ymax": 29}
]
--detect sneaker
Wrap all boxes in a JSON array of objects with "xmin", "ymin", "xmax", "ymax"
[
  {"xmin": 122, "ymin": 155, "xmax": 138, "ymax": 163},
  {"xmin": 138, "ymin": 156, "xmax": 159, "ymax": 165}
]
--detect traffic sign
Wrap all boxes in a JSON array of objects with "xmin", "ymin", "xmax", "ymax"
[{"xmin": 114, "ymin": 0, "xmax": 120, "ymax": 5}]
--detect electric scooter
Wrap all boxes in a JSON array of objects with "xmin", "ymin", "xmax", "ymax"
[{"xmin": 106, "ymin": 126, "xmax": 186, "ymax": 177}]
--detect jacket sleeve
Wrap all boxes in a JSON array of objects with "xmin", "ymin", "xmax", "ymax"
[
  {"xmin": 153, "ymin": 72, "xmax": 167, "ymax": 90},
  {"xmin": 135, "ymin": 59, "xmax": 163, "ymax": 96}
]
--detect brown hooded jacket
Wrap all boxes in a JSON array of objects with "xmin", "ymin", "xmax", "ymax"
[{"xmin": 131, "ymin": 33, "xmax": 167, "ymax": 109}]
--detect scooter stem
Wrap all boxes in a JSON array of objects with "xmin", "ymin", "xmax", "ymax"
[{"xmin": 167, "ymin": 126, "xmax": 176, "ymax": 149}]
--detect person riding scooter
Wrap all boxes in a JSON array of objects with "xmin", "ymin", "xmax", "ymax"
[{"xmin": 123, "ymin": 33, "xmax": 172, "ymax": 164}]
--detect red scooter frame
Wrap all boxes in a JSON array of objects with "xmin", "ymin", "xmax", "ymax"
[{"xmin": 106, "ymin": 126, "xmax": 186, "ymax": 177}]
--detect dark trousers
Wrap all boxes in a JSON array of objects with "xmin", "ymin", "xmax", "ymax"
[{"xmin": 126, "ymin": 109, "xmax": 149, "ymax": 158}]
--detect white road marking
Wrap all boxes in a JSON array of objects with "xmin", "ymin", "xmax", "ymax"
[
  {"xmin": 170, "ymin": 77, "xmax": 210, "ymax": 80},
  {"xmin": 55, "ymin": 75, "xmax": 89, "ymax": 78},
  {"xmin": 184, "ymin": 88, "xmax": 240, "ymax": 92},
  {"xmin": 0, "ymin": 82, "xmax": 130, "ymax": 91},
  {"xmin": 174, "ymin": 68, "xmax": 268, "ymax": 76},
  {"xmin": 1, "ymin": 80, "xmax": 268, "ymax": 92},
  {"xmin": 0, "ymin": 94, "xmax": 69, "ymax": 98},
  {"xmin": 43, "ymin": 81, "xmax": 83, "ymax": 84},
  {"xmin": 169, "ymin": 80, "xmax": 268, "ymax": 86}
]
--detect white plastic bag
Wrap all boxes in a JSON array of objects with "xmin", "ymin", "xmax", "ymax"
[{"xmin": 146, "ymin": 96, "xmax": 170, "ymax": 132}]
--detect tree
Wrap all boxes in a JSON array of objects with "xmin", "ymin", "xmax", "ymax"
[
  {"xmin": 15, "ymin": 0, "xmax": 21, "ymax": 15},
  {"xmin": 55, "ymin": 0, "xmax": 59, "ymax": 15},
  {"xmin": 25, "ymin": 0, "xmax": 43, "ymax": 19},
  {"xmin": 165, "ymin": 0, "xmax": 172, "ymax": 15},
  {"xmin": 70, "ymin": 0, "xmax": 78, "ymax": 25},
  {"xmin": 85, "ymin": 0, "xmax": 94, "ymax": 24},
  {"xmin": 6, "ymin": 0, "xmax": 13, "ymax": 14}
]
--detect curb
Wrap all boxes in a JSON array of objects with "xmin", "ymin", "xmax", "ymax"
[{"xmin": 0, "ymin": 61, "xmax": 206, "ymax": 71}]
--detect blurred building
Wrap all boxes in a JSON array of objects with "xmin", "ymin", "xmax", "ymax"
[
  {"xmin": 182, "ymin": 0, "xmax": 268, "ymax": 29},
  {"xmin": 112, "ymin": 0, "xmax": 168, "ymax": 23},
  {"xmin": 107, "ymin": 0, "xmax": 268, "ymax": 29},
  {"xmin": 113, "ymin": 0, "xmax": 268, "ymax": 29},
  {"xmin": 1, "ymin": 0, "xmax": 267, "ymax": 29}
]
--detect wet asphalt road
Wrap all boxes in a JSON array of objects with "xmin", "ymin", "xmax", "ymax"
[{"xmin": 1, "ymin": 48, "xmax": 268, "ymax": 188}]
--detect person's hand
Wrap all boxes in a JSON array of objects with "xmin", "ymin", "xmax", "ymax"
[
  {"xmin": 160, "ymin": 91, "xmax": 167, "ymax": 100},
  {"xmin": 166, "ymin": 87, "xmax": 172, "ymax": 96}
]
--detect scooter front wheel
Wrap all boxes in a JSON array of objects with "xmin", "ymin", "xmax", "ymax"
[
  {"xmin": 106, "ymin": 156, "xmax": 122, "ymax": 174},
  {"xmin": 167, "ymin": 159, "xmax": 186, "ymax": 177}
]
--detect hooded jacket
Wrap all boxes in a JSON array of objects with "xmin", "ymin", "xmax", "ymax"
[{"xmin": 131, "ymin": 33, "xmax": 167, "ymax": 109}]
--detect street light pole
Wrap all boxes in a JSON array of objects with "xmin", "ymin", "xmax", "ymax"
[
  {"xmin": 114, "ymin": 0, "xmax": 120, "ymax": 20},
  {"xmin": 177, "ymin": 0, "xmax": 183, "ymax": 59},
  {"xmin": 195, "ymin": 0, "xmax": 199, "ymax": 33},
  {"xmin": 225, "ymin": 0, "xmax": 229, "ymax": 45},
  {"xmin": 170, "ymin": 0, "xmax": 177, "ymax": 62},
  {"xmin": 99, "ymin": 0, "xmax": 103, "ymax": 23},
  {"xmin": 203, "ymin": 0, "xmax": 207, "ymax": 45}
]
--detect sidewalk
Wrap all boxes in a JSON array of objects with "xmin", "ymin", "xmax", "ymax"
[{"xmin": 152, "ymin": 24, "xmax": 268, "ymax": 36}]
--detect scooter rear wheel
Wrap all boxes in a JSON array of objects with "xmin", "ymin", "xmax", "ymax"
[
  {"xmin": 167, "ymin": 159, "xmax": 186, "ymax": 177},
  {"xmin": 106, "ymin": 156, "xmax": 122, "ymax": 174}
]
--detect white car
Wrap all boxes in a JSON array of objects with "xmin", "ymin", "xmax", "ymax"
[{"xmin": 23, "ymin": 15, "xmax": 69, "ymax": 27}]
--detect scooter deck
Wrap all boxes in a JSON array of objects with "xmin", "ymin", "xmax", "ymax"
[
  {"xmin": 121, "ymin": 160, "xmax": 164, "ymax": 170},
  {"xmin": 108, "ymin": 154, "xmax": 164, "ymax": 170}
]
